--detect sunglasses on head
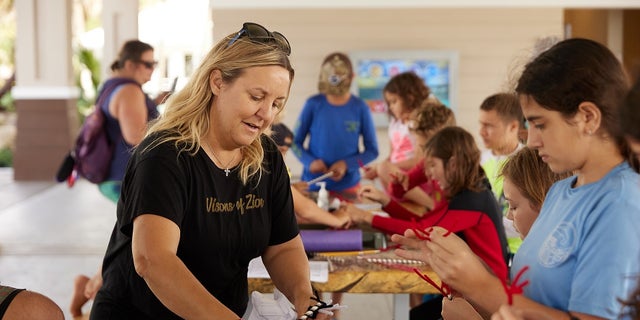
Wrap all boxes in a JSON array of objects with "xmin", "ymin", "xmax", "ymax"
[
  {"xmin": 135, "ymin": 60, "xmax": 158, "ymax": 69},
  {"xmin": 227, "ymin": 22, "xmax": 291, "ymax": 56}
]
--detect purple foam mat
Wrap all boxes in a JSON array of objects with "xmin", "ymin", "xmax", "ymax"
[{"xmin": 299, "ymin": 229, "xmax": 363, "ymax": 252}]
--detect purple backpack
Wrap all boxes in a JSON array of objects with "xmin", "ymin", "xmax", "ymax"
[{"xmin": 56, "ymin": 78, "xmax": 138, "ymax": 184}]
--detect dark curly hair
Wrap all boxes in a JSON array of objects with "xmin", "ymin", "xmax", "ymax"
[{"xmin": 383, "ymin": 72, "xmax": 431, "ymax": 116}]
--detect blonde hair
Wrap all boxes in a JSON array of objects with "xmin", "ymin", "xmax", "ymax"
[
  {"xmin": 499, "ymin": 147, "xmax": 570, "ymax": 211},
  {"xmin": 409, "ymin": 100, "xmax": 456, "ymax": 142},
  {"xmin": 144, "ymin": 32, "xmax": 294, "ymax": 185}
]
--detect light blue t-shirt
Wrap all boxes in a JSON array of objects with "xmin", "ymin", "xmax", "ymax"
[{"xmin": 512, "ymin": 162, "xmax": 640, "ymax": 318}]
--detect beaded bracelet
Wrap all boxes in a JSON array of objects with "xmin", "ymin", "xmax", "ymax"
[{"xmin": 298, "ymin": 292, "xmax": 336, "ymax": 320}]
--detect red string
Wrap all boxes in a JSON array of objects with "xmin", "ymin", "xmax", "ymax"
[
  {"xmin": 413, "ymin": 268, "xmax": 453, "ymax": 300},
  {"xmin": 501, "ymin": 265, "xmax": 530, "ymax": 305},
  {"xmin": 411, "ymin": 226, "xmax": 432, "ymax": 241},
  {"xmin": 409, "ymin": 218, "xmax": 459, "ymax": 241}
]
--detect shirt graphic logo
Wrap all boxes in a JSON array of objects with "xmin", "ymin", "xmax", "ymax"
[
  {"xmin": 537, "ymin": 221, "xmax": 577, "ymax": 267},
  {"xmin": 345, "ymin": 121, "xmax": 359, "ymax": 132},
  {"xmin": 206, "ymin": 194, "xmax": 265, "ymax": 215}
]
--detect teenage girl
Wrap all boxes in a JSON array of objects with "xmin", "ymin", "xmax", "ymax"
[
  {"xmin": 435, "ymin": 147, "xmax": 569, "ymax": 320},
  {"xmin": 351, "ymin": 126, "xmax": 510, "ymax": 320},
  {"xmin": 394, "ymin": 38, "xmax": 640, "ymax": 320}
]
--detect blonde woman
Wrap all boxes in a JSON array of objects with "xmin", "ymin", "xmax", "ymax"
[{"xmin": 90, "ymin": 23, "xmax": 329, "ymax": 320}]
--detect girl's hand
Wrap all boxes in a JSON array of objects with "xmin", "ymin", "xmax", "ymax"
[
  {"xmin": 442, "ymin": 295, "xmax": 484, "ymax": 320},
  {"xmin": 390, "ymin": 229, "xmax": 433, "ymax": 263},
  {"xmin": 310, "ymin": 159, "xmax": 328, "ymax": 174},
  {"xmin": 492, "ymin": 305, "xmax": 525, "ymax": 320},
  {"xmin": 358, "ymin": 185, "xmax": 390, "ymax": 206},
  {"xmin": 328, "ymin": 160, "xmax": 348, "ymax": 181},
  {"xmin": 394, "ymin": 227, "xmax": 491, "ymax": 294},
  {"xmin": 362, "ymin": 163, "xmax": 378, "ymax": 179},
  {"xmin": 390, "ymin": 170, "xmax": 409, "ymax": 191},
  {"xmin": 491, "ymin": 305, "xmax": 555, "ymax": 320}
]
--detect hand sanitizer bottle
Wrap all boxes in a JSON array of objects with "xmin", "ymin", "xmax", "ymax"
[{"xmin": 316, "ymin": 181, "xmax": 329, "ymax": 211}]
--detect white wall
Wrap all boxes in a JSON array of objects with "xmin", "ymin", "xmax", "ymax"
[{"xmin": 211, "ymin": 8, "xmax": 563, "ymax": 176}]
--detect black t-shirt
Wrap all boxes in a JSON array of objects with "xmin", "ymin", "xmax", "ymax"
[{"xmin": 98, "ymin": 133, "xmax": 298, "ymax": 318}]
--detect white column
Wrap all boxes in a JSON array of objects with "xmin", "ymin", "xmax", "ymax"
[
  {"xmin": 13, "ymin": 0, "xmax": 77, "ymax": 98},
  {"xmin": 101, "ymin": 0, "xmax": 139, "ymax": 80},
  {"xmin": 12, "ymin": 0, "xmax": 79, "ymax": 180}
]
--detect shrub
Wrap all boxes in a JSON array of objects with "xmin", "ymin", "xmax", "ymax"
[{"xmin": 0, "ymin": 146, "xmax": 12, "ymax": 167}]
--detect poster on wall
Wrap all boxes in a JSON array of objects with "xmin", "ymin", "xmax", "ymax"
[{"xmin": 350, "ymin": 50, "xmax": 459, "ymax": 127}]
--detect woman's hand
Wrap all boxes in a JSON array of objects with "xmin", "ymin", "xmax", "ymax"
[
  {"xmin": 342, "ymin": 203, "xmax": 373, "ymax": 225},
  {"xmin": 292, "ymin": 181, "xmax": 310, "ymax": 197},
  {"xmin": 154, "ymin": 91, "xmax": 172, "ymax": 105},
  {"xmin": 358, "ymin": 185, "xmax": 390, "ymax": 206},
  {"xmin": 332, "ymin": 207, "xmax": 352, "ymax": 229}
]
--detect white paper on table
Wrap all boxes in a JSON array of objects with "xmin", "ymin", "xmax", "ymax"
[
  {"xmin": 248, "ymin": 257, "xmax": 329, "ymax": 283},
  {"xmin": 354, "ymin": 202, "xmax": 382, "ymax": 211}
]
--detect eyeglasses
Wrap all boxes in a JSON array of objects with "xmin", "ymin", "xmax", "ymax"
[
  {"xmin": 227, "ymin": 22, "xmax": 291, "ymax": 56},
  {"xmin": 135, "ymin": 60, "xmax": 158, "ymax": 70}
]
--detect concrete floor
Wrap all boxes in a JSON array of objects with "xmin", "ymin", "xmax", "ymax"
[{"xmin": 0, "ymin": 168, "xmax": 397, "ymax": 319}]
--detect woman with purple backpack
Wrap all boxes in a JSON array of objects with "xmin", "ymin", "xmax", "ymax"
[
  {"xmin": 69, "ymin": 39, "xmax": 167, "ymax": 318},
  {"xmin": 97, "ymin": 39, "xmax": 167, "ymax": 203}
]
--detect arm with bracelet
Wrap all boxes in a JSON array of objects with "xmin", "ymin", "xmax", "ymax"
[{"xmin": 261, "ymin": 237, "xmax": 336, "ymax": 319}]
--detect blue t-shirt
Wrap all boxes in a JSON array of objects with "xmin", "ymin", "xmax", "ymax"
[
  {"xmin": 512, "ymin": 162, "xmax": 640, "ymax": 318},
  {"xmin": 292, "ymin": 94, "xmax": 378, "ymax": 191}
]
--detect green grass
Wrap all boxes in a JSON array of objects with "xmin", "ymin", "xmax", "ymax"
[{"xmin": 0, "ymin": 146, "xmax": 12, "ymax": 167}]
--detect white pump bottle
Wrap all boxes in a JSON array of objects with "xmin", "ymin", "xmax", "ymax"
[{"xmin": 316, "ymin": 181, "xmax": 329, "ymax": 211}]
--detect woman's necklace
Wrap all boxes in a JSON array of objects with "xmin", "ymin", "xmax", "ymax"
[{"xmin": 205, "ymin": 141, "xmax": 237, "ymax": 177}]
